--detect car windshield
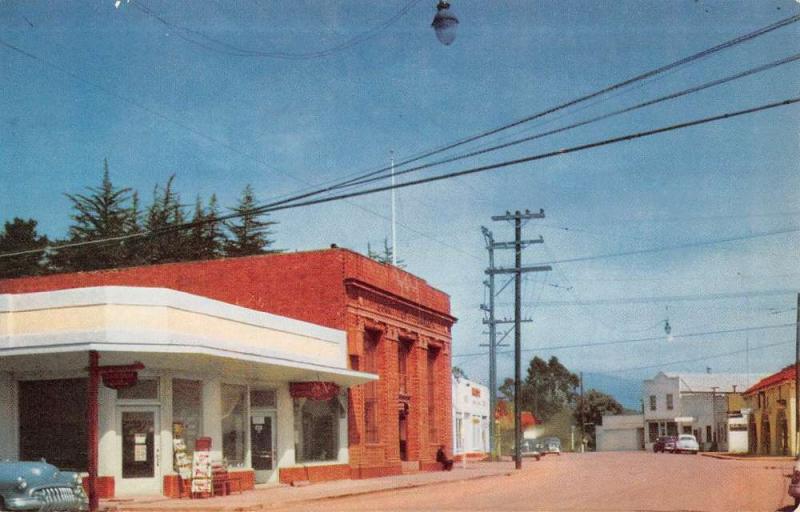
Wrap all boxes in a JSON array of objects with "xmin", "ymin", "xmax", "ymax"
[{"xmin": 679, "ymin": 435, "xmax": 695, "ymax": 441}]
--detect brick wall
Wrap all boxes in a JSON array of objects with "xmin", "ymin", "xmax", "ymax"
[{"xmin": 1, "ymin": 248, "xmax": 455, "ymax": 481}]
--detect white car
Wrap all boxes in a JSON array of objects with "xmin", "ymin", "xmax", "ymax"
[{"xmin": 675, "ymin": 434, "xmax": 699, "ymax": 454}]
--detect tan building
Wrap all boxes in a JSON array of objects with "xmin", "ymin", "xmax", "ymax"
[{"xmin": 744, "ymin": 364, "xmax": 797, "ymax": 456}]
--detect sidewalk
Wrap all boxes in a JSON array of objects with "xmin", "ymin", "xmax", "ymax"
[
  {"xmin": 101, "ymin": 462, "xmax": 516, "ymax": 512},
  {"xmin": 700, "ymin": 452, "xmax": 795, "ymax": 462}
]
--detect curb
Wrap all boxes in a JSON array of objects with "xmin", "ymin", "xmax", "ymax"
[
  {"xmin": 261, "ymin": 471, "xmax": 514, "ymax": 509},
  {"xmin": 105, "ymin": 471, "xmax": 514, "ymax": 512},
  {"xmin": 700, "ymin": 452, "xmax": 794, "ymax": 462}
]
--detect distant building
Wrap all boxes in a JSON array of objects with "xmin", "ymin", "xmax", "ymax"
[
  {"xmin": 743, "ymin": 364, "xmax": 797, "ymax": 455},
  {"xmin": 451, "ymin": 376, "xmax": 489, "ymax": 460},
  {"xmin": 643, "ymin": 372, "xmax": 759, "ymax": 452},
  {"xmin": 596, "ymin": 414, "xmax": 644, "ymax": 451}
]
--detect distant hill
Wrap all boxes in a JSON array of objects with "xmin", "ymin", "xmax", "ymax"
[{"xmin": 582, "ymin": 373, "xmax": 642, "ymax": 411}]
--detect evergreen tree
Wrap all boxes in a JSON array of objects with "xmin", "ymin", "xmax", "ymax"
[
  {"xmin": 225, "ymin": 185, "xmax": 278, "ymax": 257},
  {"xmin": 142, "ymin": 176, "xmax": 189, "ymax": 264},
  {"xmin": 187, "ymin": 194, "xmax": 225, "ymax": 260},
  {"xmin": 522, "ymin": 356, "xmax": 580, "ymax": 422},
  {"xmin": 0, "ymin": 218, "xmax": 49, "ymax": 278},
  {"xmin": 56, "ymin": 159, "xmax": 135, "ymax": 271},
  {"xmin": 366, "ymin": 237, "xmax": 405, "ymax": 268}
]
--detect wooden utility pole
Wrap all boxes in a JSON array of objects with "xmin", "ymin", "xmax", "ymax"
[
  {"xmin": 488, "ymin": 210, "xmax": 550, "ymax": 470},
  {"xmin": 795, "ymin": 293, "xmax": 799, "ymax": 455}
]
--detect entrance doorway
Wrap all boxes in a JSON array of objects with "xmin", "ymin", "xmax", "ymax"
[
  {"xmin": 250, "ymin": 410, "xmax": 277, "ymax": 484},
  {"xmin": 117, "ymin": 406, "xmax": 160, "ymax": 495},
  {"xmin": 399, "ymin": 410, "xmax": 409, "ymax": 461}
]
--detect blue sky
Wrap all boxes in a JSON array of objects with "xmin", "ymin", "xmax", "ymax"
[{"xmin": 1, "ymin": 1, "xmax": 799, "ymax": 405}]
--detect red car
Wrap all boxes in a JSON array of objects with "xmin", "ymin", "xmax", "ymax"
[{"xmin": 653, "ymin": 436, "xmax": 678, "ymax": 453}]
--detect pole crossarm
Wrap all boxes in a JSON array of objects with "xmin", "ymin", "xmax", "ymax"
[
  {"xmin": 486, "ymin": 265, "xmax": 552, "ymax": 275},
  {"xmin": 491, "ymin": 209, "xmax": 545, "ymax": 221},
  {"xmin": 491, "ymin": 237, "xmax": 544, "ymax": 250},
  {"xmin": 483, "ymin": 318, "xmax": 532, "ymax": 325}
]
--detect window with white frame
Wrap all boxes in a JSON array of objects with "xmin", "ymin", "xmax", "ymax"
[
  {"xmin": 172, "ymin": 379, "xmax": 202, "ymax": 463},
  {"xmin": 294, "ymin": 397, "xmax": 340, "ymax": 462},
  {"xmin": 221, "ymin": 384, "xmax": 247, "ymax": 467}
]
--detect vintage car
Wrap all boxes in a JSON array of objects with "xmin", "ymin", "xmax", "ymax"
[
  {"xmin": 538, "ymin": 437, "xmax": 562, "ymax": 456},
  {"xmin": 518, "ymin": 439, "xmax": 541, "ymax": 461},
  {"xmin": 0, "ymin": 461, "xmax": 87, "ymax": 511}
]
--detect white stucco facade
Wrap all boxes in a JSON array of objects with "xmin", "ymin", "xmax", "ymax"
[
  {"xmin": 451, "ymin": 376, "xmax": 489, "ymax": 457},
  {"xmin": 596, "ymin": 414, "xmax": 644, "ymax": 452},
  {"xmin": 643, "ymin": 372, "xmax": 758, "ymax": 451},
  {"xmin": 0, "ymin": 286, "xmax": 376, "ymax": 496}
]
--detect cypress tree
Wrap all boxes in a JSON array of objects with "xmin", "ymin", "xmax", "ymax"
[
  {"xmin": 225, "ymin": 185, "xmax": 278, "ymax": 257},
  {"xmin": 0, "ymin": 218, "xmax": 49, "ymax": 278},
  {"xmin": 57, "ymin": 159, "xmax": 135, "ymax": 271}
]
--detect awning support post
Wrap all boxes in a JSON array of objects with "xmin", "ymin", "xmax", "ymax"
[{"xmin": 88, "ymin": 351, "xmax": 99, "ymax": 512}]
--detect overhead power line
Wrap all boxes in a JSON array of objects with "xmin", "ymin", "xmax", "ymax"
[
  {"xmin": 506, "ymin": 288, "xmax": 798, "ymax": 307},
  {"xmin": 129, "ymin": 0, "xmax": 423, "ymax": 60},
  {"xmin": 324, "ymin": 13, "xmax": 800, "ymax": 192},
  {"xmin": 2, "ymin": 14, "xmax": 796, "ymax": 233},
  {"xmin": 0, "ymin": 36, "xmax": 475, "ymax": 262},
  {"xmin": 452, "ymin": 321, "xmax": 795, "ymax": 359},
  {"xmin": 533, "ymin": 226, "xmax": 800, "ymax": 267},
  {"xmin": 333, "ymin": 52, "xmax": 800, "ymax": 191},
  {"xmin": 612, "ymin": 339, "xmax": 792, "ymax": 374},
  {"xmin": 1, "ymin": 95, "xmax": 798, "ymax": 261}
]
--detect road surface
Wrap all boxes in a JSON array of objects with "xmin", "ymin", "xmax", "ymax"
[{"xmin": 268, "ymin": 452, "xmax": 795, "ymax": 511}]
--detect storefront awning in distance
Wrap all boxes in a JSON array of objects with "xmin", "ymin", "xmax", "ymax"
[{"xmin": 0, "ymin": 286, "xmax": 377, "ymax": 387}]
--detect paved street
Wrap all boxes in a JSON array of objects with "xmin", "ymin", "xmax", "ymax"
[{"xmin": 265, "ymin": 452, "xmax": 794, "ymax": 512}]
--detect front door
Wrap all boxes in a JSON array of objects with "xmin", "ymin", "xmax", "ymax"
[
  {"xmin": 118, "ymin": 407, "xmax": 161, "ymax": 495},
  {"xmin": 250, "ymin": 411, "xmax": 277, "ymax": 483}
]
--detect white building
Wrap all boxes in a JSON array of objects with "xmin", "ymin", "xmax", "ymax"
[
  {"xmin": 0, "ymin": 286, "xmax": 375, "ymax": 497},
  {"xmin": 643, "ymin": 372, "xmax": 758, "ymax": 452},
  {"xmin": 596, "ymin": 414, "xmax": 644, "ymax": 451},
  {"xmin": 451, "ymin": 376, "xmax": 490, "ymax": 459}
]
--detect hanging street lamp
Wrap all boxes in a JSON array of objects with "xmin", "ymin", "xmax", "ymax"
[{"xmin": 431, "ymin": 1, "xmax": 459, "ymax": 46}]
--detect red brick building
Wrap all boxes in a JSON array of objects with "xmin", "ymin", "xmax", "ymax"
[{"xmin": 0, "ymin": 248, "xmax": 456, "ymax": 483}]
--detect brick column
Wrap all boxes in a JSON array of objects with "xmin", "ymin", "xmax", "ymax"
[{"xmin": 383, "ymin": 327, "xmax": 401, "ymax": 464}]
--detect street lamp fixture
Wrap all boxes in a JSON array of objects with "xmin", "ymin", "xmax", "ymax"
[{"xmin": 432, "ymin": 1, "xmax": 459, "ymax": 46}]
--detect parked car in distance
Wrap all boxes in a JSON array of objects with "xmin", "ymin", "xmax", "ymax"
[
  {"xmin": 539, "ymin": 437, "xmax": 561, "ymax": 456},
  {"xmin": 653, "ymin": 436, "xmax": 678, "ymax": 453},
  {"xmin": 788, "ymin": 456, "xmax": 800, "ymax": 506},
  {"xmin": 518, "ymin": 439, "xmax": 541, "ymax": 461},
  {"xmin": 675, "ymin": 434, "xmax": 699, "ymax": 454},
  {"xmin": 0, "ymin": 460, "xmax": 88, "ymax": 511}
]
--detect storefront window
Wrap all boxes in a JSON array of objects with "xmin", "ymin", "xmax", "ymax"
[
  {"xmin": 19, "ymin": 379, "xmax": 87, "ymax": 472},
  {"xmin": 221, "ymin": 384, "xmax": 247, "ymax": 467},
  {"xmin": 294, "ymin": 397, "xmax": 339, "ymax": 462},
  {"xmin": 172, "ymin": 379, "xmax": 202, "ymax": 464}
]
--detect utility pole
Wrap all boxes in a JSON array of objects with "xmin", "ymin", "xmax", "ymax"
[
  {"xmin": 487, "ymin": 210, "xmax": 550, "ymax": 470},
  {"xmin": 390, "ymin": 150, "xmax": 397, "ymax": 266},
  {"xmin": 710, "ymin": 386, "xmax": 719, "ymax": 451},
  {"xmin": 795, "ymin": 292, "xmax": 799, "ymax": 456},
  {"xmin": 481, "ymin": 227, "xmax": 498, "ymax": 460},
  {"xmin": 579, "ymin": 371, "xmax": 585, "ymax": 453}
]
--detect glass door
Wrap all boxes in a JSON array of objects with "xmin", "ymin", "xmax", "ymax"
[
  {"xmin": 250, "ymin": 410, "xmax": 276, "ymax": 484},
  {"xmin": 118, "ymin": 407, "xmax": 161, "ymax": 495}
]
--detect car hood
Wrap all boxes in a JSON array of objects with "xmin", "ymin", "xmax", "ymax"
[{"xmin": 0, "ymin": 461, "xmax": 79, "ymax": 490}]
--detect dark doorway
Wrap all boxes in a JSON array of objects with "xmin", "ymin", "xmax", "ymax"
[{"xmin": 399, "ymin": 410, "xmax": 408, "ymax": 461}]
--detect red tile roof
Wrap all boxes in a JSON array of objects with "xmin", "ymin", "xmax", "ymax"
[{"xmin": 744, "ymin": 363, "xmax": 797, "ymax": 395}]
